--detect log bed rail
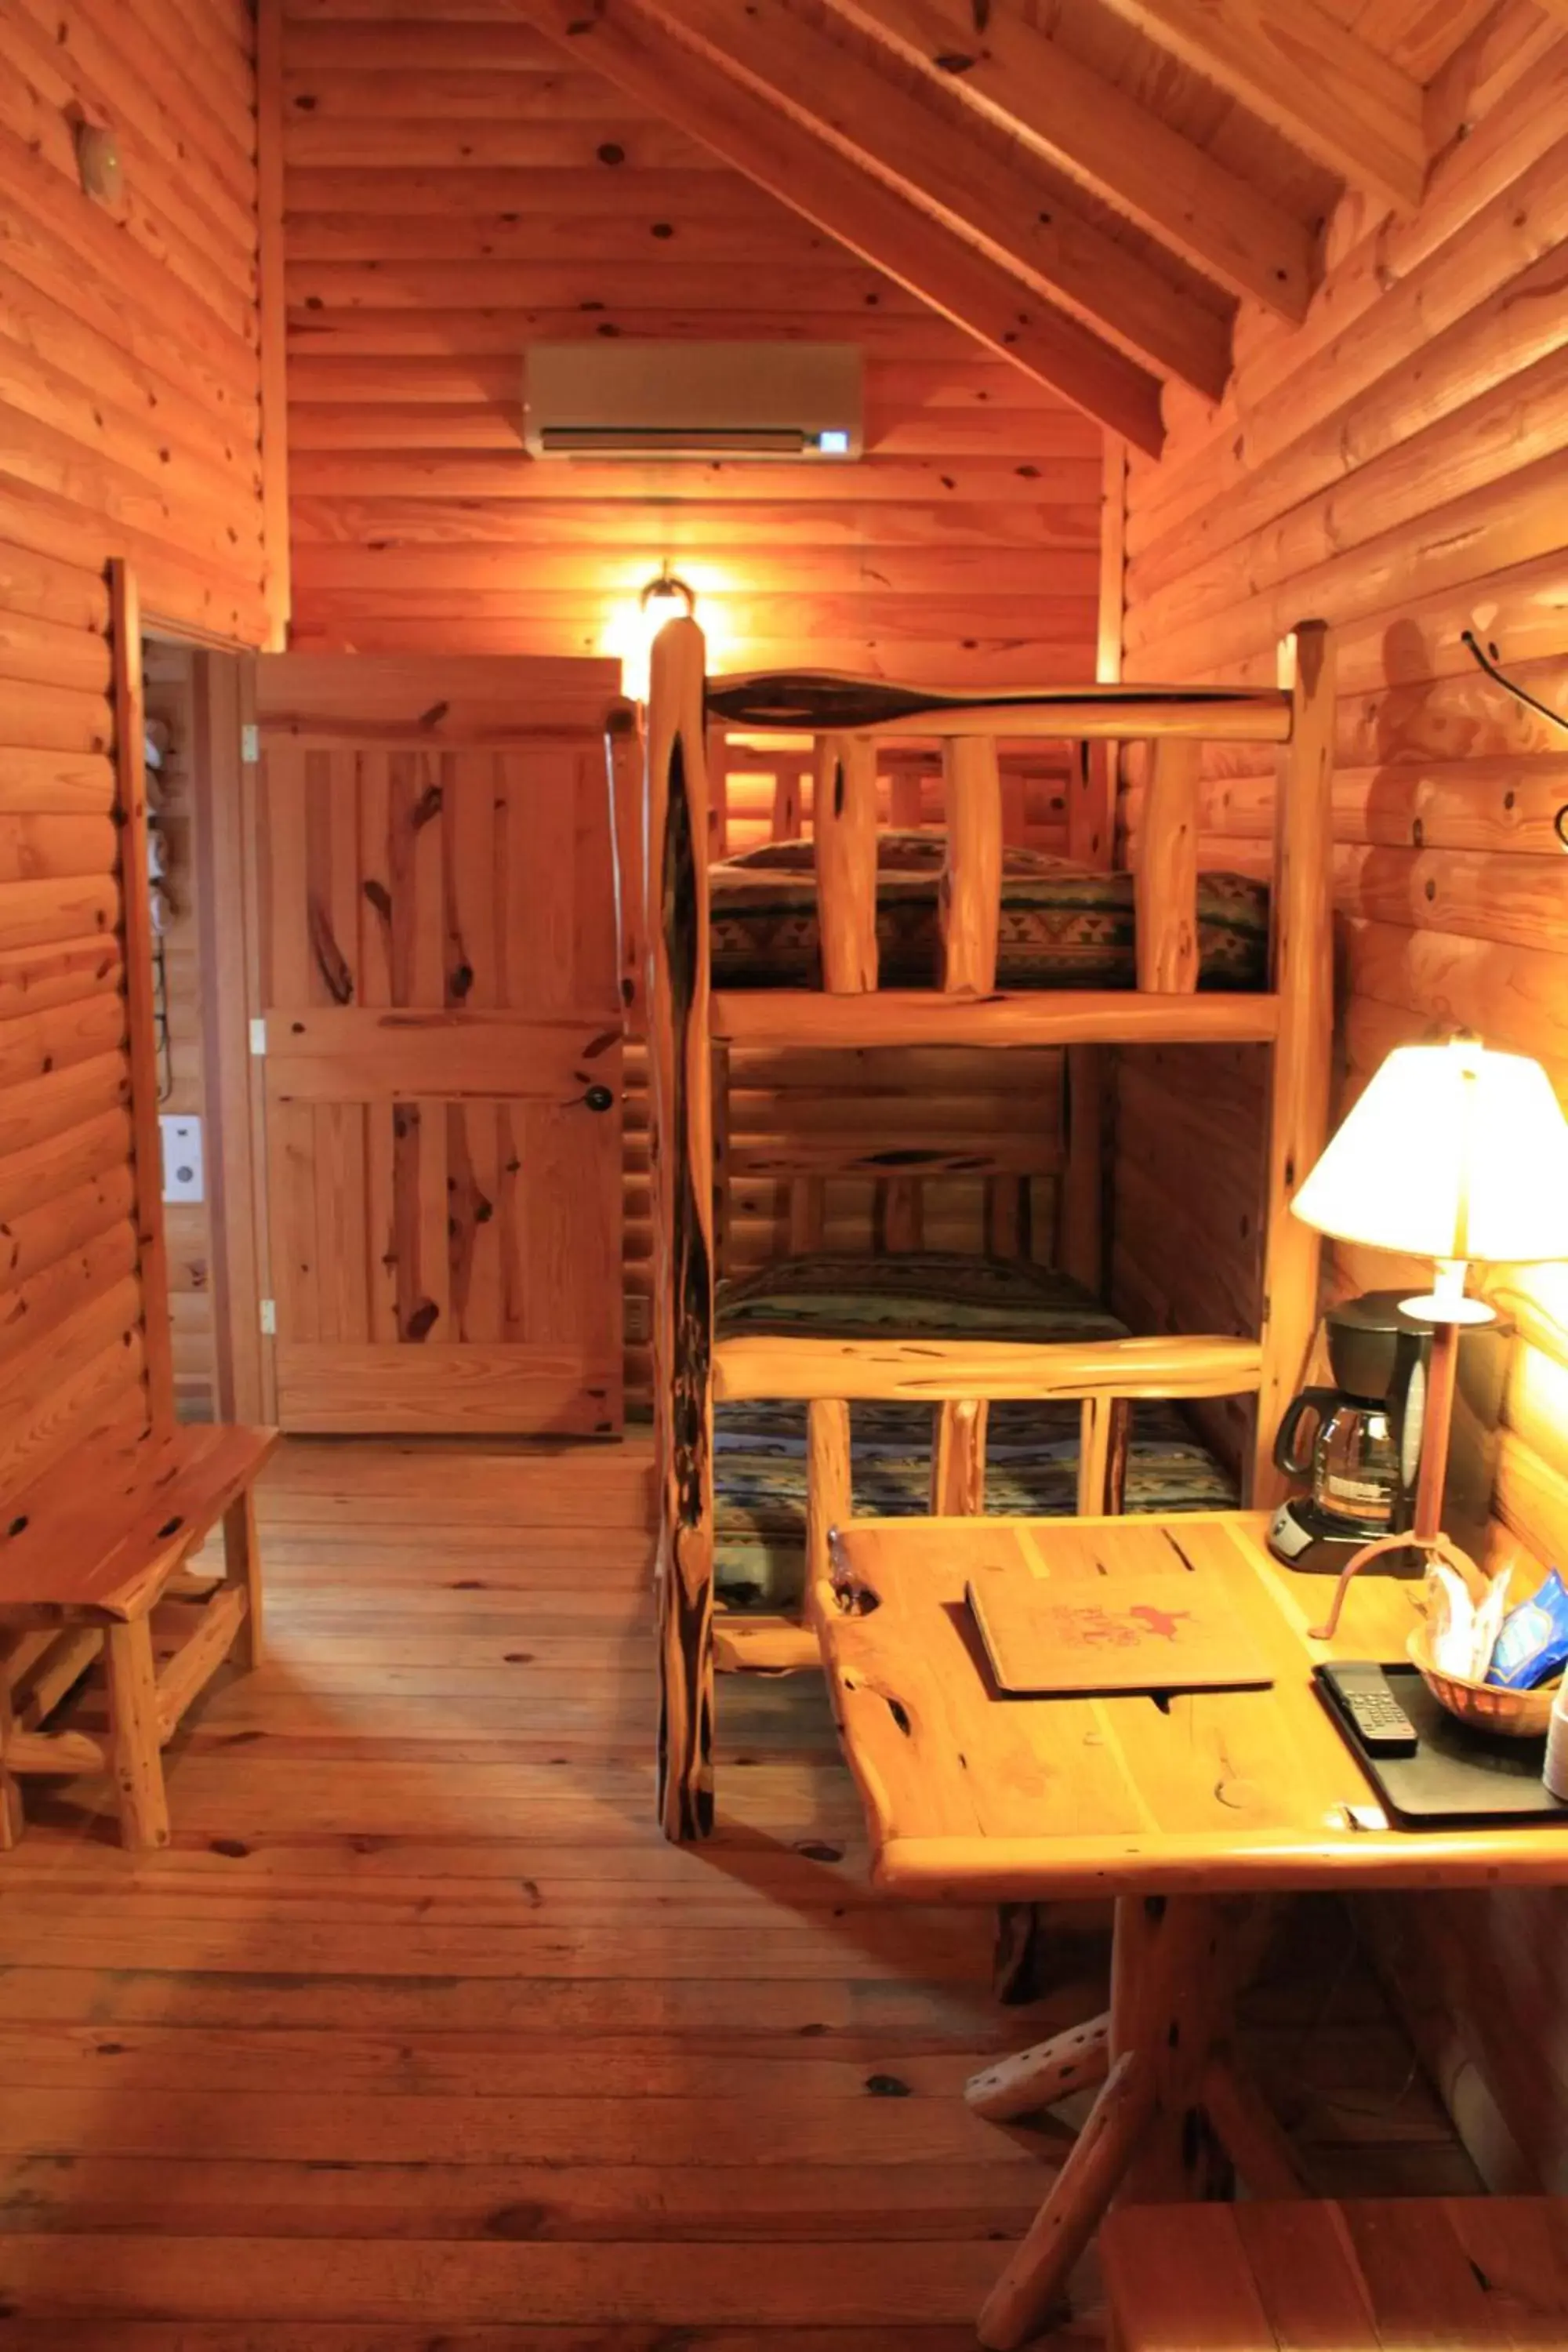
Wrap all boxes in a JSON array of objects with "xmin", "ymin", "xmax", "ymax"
[{"xmin": 639, "ymin": 614, "xmax": 1334, "ymax": 1840}]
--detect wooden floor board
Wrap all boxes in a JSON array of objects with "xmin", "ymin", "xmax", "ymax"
[{"xmin": 0, "ymin": 1435, "xmax": 1475, "ymax": 2341}]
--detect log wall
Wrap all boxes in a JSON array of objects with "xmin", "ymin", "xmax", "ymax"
[
  {"xmin": 1114, "ymin": 11, "xmax": 1568, "ymax": 2183},
  {"xmin": 278, "ymin": 2, "xmax": 1104, "ymax": 686},
  {"xmin": 0, "ymin": 0, "xmax": 266, "ymax": 1500}
]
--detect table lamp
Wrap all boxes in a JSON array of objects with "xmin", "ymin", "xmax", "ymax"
[{"xmin": 1290, "ymin": 1033, "xmax": 1568, "ymax": 1638}]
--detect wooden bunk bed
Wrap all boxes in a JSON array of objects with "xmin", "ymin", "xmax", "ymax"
[{"xmin": 631, "ymin": 615, "xmax": 1334, "ymax": 1842}]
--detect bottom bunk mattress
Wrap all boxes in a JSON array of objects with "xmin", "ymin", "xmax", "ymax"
[{"xmin": 713, "ymin": 1251, "xmax": 1240, "ymax": 1611}]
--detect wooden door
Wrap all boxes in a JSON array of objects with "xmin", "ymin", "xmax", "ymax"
[{"xmin": 255, "ymin": 658, "xmax": 625, "ymax": 1436}]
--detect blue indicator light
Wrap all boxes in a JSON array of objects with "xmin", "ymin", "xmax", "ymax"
[{"xmin": 816, "ymin": 428, "xmax": 851, "ymax": 454}]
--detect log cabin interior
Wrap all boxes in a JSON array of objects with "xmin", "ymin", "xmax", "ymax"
[{"xmin": 2, "ymin": 0, "xmax": 1568, "ymax": 2339}]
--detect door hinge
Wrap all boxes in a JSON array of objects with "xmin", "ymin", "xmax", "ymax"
[
  {"xmin": 249, "ymin": 1017, "xmax": 267, "ymax": 1056},
  {"xmin": 259, "ymin": 1298, "xmax": 277, "ymax": 1336},
  {"xmin": 241, "ymin": 724, "xmax": 260, "ymax": 764}
]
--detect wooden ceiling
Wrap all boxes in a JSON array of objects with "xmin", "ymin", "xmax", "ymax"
[{"xmin": 508, "ymin": 0, "xmax": 1513, "ymax": 451}]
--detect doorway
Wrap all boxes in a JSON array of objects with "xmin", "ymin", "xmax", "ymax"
[
  {"xmin": 140, "ymin": 635, "xmax": 259, "ymax": 1427},
  {"xmin": 249, "ymin": 655, "xmax": 625, "ymax": 1437},
  {"xmin": 136, "ymin": 645, "xmax": 626, "ymax": 1439}
]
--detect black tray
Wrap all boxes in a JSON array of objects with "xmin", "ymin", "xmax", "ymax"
[{"xmin": 1314, "ymin": 1662, "xmax": 1568, "ymax": 1827}]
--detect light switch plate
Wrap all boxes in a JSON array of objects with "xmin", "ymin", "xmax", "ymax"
[{"xmin": 160, "ymin": 1114, "xmax": 205, "ymax": 1204}]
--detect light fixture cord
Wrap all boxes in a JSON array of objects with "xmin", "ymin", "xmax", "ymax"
[{"xmin": 1460, "ymin": 630, "xmax": 1568, "ymax": 849}]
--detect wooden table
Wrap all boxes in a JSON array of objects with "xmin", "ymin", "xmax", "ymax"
[{"xmin": 815, "ymin": 1510, "xmax": 1568, "ymax": 2350}]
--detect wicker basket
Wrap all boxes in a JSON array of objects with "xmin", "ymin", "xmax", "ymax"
[{"xmin": 1406, "ymin": 1626, "xmax": 1559, "ymax": 1739}]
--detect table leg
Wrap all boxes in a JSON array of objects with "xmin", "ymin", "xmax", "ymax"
[
  {"xmin": 975, "ymin": 1893, "xmax": 1244, "ymax": 2349},
  {"xmin": 966, "ymin": 2010, "xmax": 1110, "ymax": 2123},
  {"xmin": 1110, "ymin": 1891, "xmax": 1238, "ymax": 2204},
  {"xmin": 1201, "ymin": 2048, "xmax": 1307, "ymax": 2198},
  {"xmin": 977, "ymin": 2049, "xmax": 1152, "ymax": 2350}
]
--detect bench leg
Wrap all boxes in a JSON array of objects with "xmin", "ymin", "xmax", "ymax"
[
  {"xmin": 223, "ymin": 1489, "xmax": 263, "ymax": 1671},
  {"xmin": 105, "ymin": 1619, "xmax": 170, "ymax": 1851},
  {"xmin": 0, "ymin": 1683, "xmax": 23, "ymax": 1851}
]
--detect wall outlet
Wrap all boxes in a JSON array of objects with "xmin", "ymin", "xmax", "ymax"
[{"xmin": 160, "ymin": 1115, "xmax": 205, "ymax": 1204}]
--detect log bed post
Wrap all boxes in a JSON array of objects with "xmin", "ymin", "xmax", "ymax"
[
  {"xmin": 806, "ymin": 1398, "xmax": 852, "ymax": 1624},
  {"xmin": 1254, "ymin": 622, "xmax": 1335, "ymax": 1506},
  {"xmin": 771, "ymin": 764, "xmax": 804, "ymax": 842},
  {"xmin": 647, "ymin": 616, "xmax": 717, "ymax": 1840},
  {"xmin": 800, "ymin": 732, "xmax": 880, "ymax": 1577},
  {"xmin": 1134, "ymin": 736, "xmax": 1201, "ymax": 993},
  {"xmin": 934, "ymin": 736, "xmax": 1004, "ymax": 1511},
  {"xmin": 941, "ymin": 737, "xmax": 1002, "ymax": 996},
  {"xmin": 890, "ymin": 766, "xmax": 924, "ymax": 829},
  {"xmin": 1059, "ymin": 739, "xmax": 1116, "ymax": 1296},
  {"xmin": 815, "ymin": 732, "xmax": 878, "ymax": 993},
  {"xmin": 706, "ymin": 724, "xmax": 731, "ymax": 860}
]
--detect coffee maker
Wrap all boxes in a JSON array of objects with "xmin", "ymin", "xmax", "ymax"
[{"xmin": 1268, "ymin": 1290, "xmax": 1510, "ymax": 1575}]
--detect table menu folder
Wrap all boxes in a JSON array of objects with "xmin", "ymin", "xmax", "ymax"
[{"xmin": 966, "ymin": 1567, "xmax": 1274, "ymax": 1697}]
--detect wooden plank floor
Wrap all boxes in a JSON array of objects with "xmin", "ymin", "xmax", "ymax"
[{"xmin": 0, "ymin": 1437, "xmax": 1477, "ymax": 2347}]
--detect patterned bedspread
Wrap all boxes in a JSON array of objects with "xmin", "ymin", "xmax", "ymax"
[
  {"xmin": 710, "ymin": 832, "xmax": 1269, "ymax": 992},
  {"xmin": 712, "ymin": 1253, "xmax": 1240, "ymax": 1610}
]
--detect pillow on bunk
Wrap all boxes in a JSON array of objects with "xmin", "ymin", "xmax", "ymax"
[
  {"xmin": 709, "ymin": 848, "xmax": 1269, "ymax": 991},
  {"xmin": 714, "ymin": 1248, "xmax": 1130, "ymax": 1344}
]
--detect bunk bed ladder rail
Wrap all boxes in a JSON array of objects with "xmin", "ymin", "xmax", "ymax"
[{"xmin": 644, "ymin": 618, "xmax": 718, "ymax": 1842}]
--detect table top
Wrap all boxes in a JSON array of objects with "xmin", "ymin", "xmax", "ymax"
[{"xmin": 816, "ymin": 1511, "xmax": 1568, "ymax": 1902}]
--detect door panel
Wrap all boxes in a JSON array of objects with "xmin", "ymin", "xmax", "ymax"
[{"xmin": 256, "ymin": 658, "xmax": 623, "ymax": 1436}]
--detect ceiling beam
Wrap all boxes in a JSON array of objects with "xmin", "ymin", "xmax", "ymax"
[
  {"xmin": 637, "ymin": 0, "xmax": 1232, "ymax": 398},
  {"xmin": 1094, "ymin": 0, "xmax": 1428, "ymax": 210},
  {"xmin": 512, "ymin": 0, "xmax": 1167, "ymax": 452},
  {"xmin": 826, "ymin": 0, "xmax": 1316, "ymax": 321}
]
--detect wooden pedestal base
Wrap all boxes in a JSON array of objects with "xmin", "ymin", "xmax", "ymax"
[{"xmin": 973, "ymin": 1893, "xmax": 1300, "ymax": 2350}]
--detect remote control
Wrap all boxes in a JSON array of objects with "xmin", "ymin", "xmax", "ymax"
[{"xmin": 1322, "ymin": 1663, "xmax": 1419, "ymax": 1757}]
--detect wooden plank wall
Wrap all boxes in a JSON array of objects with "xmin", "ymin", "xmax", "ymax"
[
  {"xmin": 0, "ymin": 0, "xmax": 265, "ymax": 1499},
  {"xmin": 1113, "ymin": 8, "xmax": 1568, "ymax": 2183},
  {"xmin": 278, "ymin": 1, "xmax": 1105, "ymax": 685}
]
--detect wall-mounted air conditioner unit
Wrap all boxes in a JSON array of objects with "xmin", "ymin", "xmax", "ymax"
[{"xmin": 523, "ymin": 341, "xmax": 863, "ymax": 460}]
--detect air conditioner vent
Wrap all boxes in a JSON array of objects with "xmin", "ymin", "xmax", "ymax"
[{"xmin": 524, "ymin": 341, "xmax": 862, "ymax": 463}]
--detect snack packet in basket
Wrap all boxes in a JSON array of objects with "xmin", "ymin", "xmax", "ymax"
[{"xmin": 1488, "ymin": 1566, "xmax": 1568, "ymax": 1691}]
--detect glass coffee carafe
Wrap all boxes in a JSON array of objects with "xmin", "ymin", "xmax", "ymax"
[
  {"xmin": 1274, "ymin": 1342, "xmax": 1427, "ymax": 1540},
  {"xmin": 1279, "ymin": 1392, "xmax": 1406, "ymax": 1536}
]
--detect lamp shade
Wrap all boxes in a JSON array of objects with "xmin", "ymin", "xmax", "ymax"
[{"xmin": 1293, "ymin": 1036, "xmax": 1568, "ymax": 1265}]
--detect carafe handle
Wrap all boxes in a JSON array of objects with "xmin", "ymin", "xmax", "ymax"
[{"xmin": 1273, "ymin": 1386, "xmax": 1342, "ymax": 1477}]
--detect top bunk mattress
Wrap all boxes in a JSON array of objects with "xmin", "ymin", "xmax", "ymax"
[{"xmin": 710, "ymin": 831, "xmax": 1269, "ymax": 991}]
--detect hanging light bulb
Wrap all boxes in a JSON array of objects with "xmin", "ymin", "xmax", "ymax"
[{"xmin": 622, "ymin": 570, "xmax": 696, "ymax": 701}]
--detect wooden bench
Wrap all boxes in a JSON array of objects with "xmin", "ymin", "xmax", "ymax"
[
  {"xmin": 0, "ymin": 1424, "xmax": 278, "ymax": 1850},
  {"xmin": 1103, "ymin": 2197, "xmax": 1568, "ymax": 2349}
]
